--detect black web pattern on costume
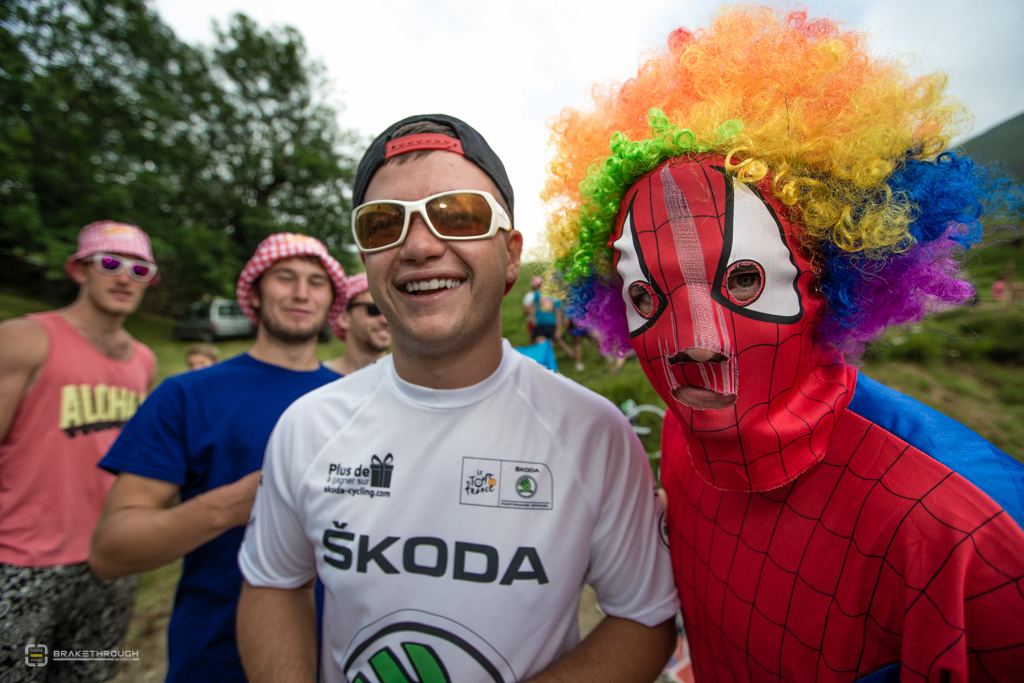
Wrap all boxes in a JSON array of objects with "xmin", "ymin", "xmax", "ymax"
[{"xmin": 661, "ymin": 411, "xmax": 1024, "ymax": 681}]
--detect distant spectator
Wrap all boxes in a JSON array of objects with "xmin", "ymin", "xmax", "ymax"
[
  {"xmin": 522, "ymin": 275, "xmax": 543, "ymax": 338},
  {"xmin": 531, "ymin": 287, "xmax": 576, "ymax": 360},
  {"xmin": 185, "ymin": 342, "xmax": 219, "ymax": 370},
  {"xmin": 324, "ymin": 272, "xmax": 390, "ymax": 376},
  {"xmin": 566, "ymin": 319, "xmax": 590, "ymax": 372},
  {"xmin": 992, "ymin": 278, "xmax": 1008, "ymax": 305},
  {"xmin": 0, "ymin": 220, "xmax": 158, "ymax": 682}
]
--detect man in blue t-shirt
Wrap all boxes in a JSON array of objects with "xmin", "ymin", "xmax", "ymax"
[{"xmin": 89, "ymin": 233, "xmax": 349, "ymax": 683}]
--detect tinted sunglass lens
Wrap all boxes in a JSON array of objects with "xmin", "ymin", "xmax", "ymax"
[
  {"xmin": 426, "ymin": 193, "xmax": 492, "ymax": 237},
  {"xmin": 366, "ymin": 304, "xmax": 382, "ymax": 316},
  {"xmin": 99, "ymin": 255, "xmax": 123, "ymax": 272},
  {"xmin": 131, "ymin": 264, "xmax": 153, "ymax": 279},
  {"xmin": 356, "ymin": 203, "xmax": 405, "ymax": 249}
]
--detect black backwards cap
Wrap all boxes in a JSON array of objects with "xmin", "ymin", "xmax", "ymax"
[{"xmin": 353, "ymin": 113, "xmax": 515, "ymax": 223}]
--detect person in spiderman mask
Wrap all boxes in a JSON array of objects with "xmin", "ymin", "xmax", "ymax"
[{"xmin": 541, "ymin": 5, "xmax": 1024, "ymax": 681}]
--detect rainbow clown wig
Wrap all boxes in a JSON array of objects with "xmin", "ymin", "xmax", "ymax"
[{"xmin": 542, "ymin": 4, "xmax": 1017, "ymax": 360}]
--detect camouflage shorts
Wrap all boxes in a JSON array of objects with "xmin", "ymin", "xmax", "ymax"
[{"xmin": 0, "ymin": 563, "xmax": 139, "ymax": 683}]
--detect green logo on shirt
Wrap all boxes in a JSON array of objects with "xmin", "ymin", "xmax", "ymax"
[
  {"xmin": 352, "ymin": 643, "xmax": 448, "ymax": 682},
  {"xmin": 344, "ymin": 614, "xmax": 515, "ymax": 683}
]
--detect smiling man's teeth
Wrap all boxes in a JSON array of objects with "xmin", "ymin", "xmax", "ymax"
[{"xmin": 404, "ymin": 278, "xmax": 461, "ymax": 293}]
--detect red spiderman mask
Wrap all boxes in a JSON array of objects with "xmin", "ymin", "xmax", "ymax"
[{"xmin": 611, "ymin": 156, "xmax": 856, "ymax": 491}]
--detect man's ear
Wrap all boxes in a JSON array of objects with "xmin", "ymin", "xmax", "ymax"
[
  {"xmin": 336, "ymin": 310, "xmax": 351, "ymax": 335},
  {"xmin": 69, "ymin": 260, "xmax": 88, "ymax": 285},
  {"xmin": 504, "ymin": 229, "xmax": 523, "ymax": 292},
  {"xmin": 249, "ymin": 282, "xmax": 261, "ymax": 314}
]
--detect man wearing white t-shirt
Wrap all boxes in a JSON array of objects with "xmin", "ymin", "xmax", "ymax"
[{"xmin": 236, "ymin": 114, "xmax": 679, "ymax": 683}]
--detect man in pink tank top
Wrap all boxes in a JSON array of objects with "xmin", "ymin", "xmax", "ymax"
[{"xmin": 0, "ymin": 221, "xmax": 158, "ymax": 682}]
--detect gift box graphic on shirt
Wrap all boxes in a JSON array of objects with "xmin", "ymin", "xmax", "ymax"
[{"xmin": 370, "ymin": 454, "xmax": 393, "ymax": 488}]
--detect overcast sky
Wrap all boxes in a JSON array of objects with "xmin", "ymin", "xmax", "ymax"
[{"xmin": 153, "ymin": 0, "xmax": 1024, "ymax": 252}]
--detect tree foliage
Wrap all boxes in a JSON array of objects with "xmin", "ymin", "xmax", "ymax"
[{"xmin": 0, "ymin": 0, "xmax": 362, "ymax": 313}]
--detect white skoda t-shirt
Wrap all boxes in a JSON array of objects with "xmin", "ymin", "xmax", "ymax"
[{"xmin": 239, "ymin": 340, "xmax": 678, "ymax": 682}]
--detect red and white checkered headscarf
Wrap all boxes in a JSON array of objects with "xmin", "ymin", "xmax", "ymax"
[
  {"xmin": 65, "ymin": 221, "xmax": 157, "ymax": 282},
  {"xmin": 236, "ymin": 233, "xmax": 348, "ymax": 325},
  {"xmin": 331, "ymin": 272, "xmax": 371, "ymax": 341}
]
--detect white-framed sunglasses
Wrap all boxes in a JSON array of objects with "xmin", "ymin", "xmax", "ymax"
[
  {"xmin": 352, "ymin": 190, "xmax": 511, "ymax": 254},
  {"xmin": 85, "ymin": 252, "xmax": 158, "ymax": 282}
]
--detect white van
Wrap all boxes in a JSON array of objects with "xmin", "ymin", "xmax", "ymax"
[{"xmin": 173, "ymin": 298, "xmax": 254, "ymax": 341}]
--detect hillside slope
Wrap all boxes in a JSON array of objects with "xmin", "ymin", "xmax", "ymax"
[{"xmin": 962, "ymin": 110, "xmax": 1024, "ymax": 180}]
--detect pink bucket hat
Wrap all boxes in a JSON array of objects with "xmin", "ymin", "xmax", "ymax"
[
  {"xmin": 65, "ymin": 221, "xmax": 157, "ymax": 282},
  {"xmin": 235, "ymin": 232, "xmax": 348, "ymax": 325},
  {"xmin": 331, "ymin": 272, "xmax": 371, "ymax": 341}
]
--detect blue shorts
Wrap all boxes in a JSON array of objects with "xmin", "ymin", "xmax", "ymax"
[{"xmin": 533, "ymin": 323, "xmax": 556, "ymax": 340}]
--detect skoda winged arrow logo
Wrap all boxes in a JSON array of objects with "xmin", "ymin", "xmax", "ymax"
[
  {"xmin": 351, "ymin": 643, "xmax": 449, "ymax": 683},
  {"xmin": 515, "ymin": 475, "xmax": 537, "ymax": 498},
  {"xmin": 344, "ymin": 612, "xmax": 515, "ymax": 683}
]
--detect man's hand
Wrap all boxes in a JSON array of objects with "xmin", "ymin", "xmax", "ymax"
[{"xmin": 223, "ymin": 470, "xmax": 262, "ymax": 527}]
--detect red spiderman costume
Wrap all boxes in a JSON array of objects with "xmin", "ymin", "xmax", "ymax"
[
  {"xmin": 620, "ymin": 157, "xmax": 1024, "ymax": 680},
  {"xmin": 541, "ymin": 7, "xmax": 1024, "ymax": 681}
]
